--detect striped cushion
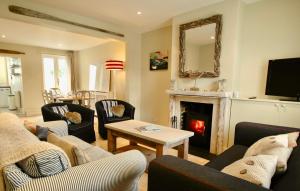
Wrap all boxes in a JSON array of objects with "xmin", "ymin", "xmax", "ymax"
[
  {"xmin": 3, "ymin": 164, "xmax": 32, "ymax": 190},
  {"xmin": 102, "ymin": 101, "xmax": 118, "ymax": 117},
  {"xmin": 17, "ymin": 150, "xmax": 70, "ymax": 178},
  {"xmin": 52, "ymin": 105, "xmax": 69, "ymax": 116}
]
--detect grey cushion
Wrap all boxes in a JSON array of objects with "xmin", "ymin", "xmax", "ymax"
[
  {"xmin": 17, "ymin": 150, "xmax": 70, "ymax": 178},
  {"xmin": 3, "ymin": 164, "xmax": 32, "ymax": 190},
  {"xmin": 36, "ymin": 126, "xmax": 48, "ymax": 141}
]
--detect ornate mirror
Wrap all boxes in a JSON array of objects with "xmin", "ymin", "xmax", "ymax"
[{"xmin": 179, "ymin": 15, "xmax": 222, "ymax": 78}]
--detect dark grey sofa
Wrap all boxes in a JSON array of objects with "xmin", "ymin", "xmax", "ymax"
[{"xmin": 148, "ymin": 122, "xmax": 300, "ymax": 191}]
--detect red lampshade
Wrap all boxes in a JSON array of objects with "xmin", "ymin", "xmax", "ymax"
[{"xmin": 105, "ymin": 60, "xmax": 124, "ymax": 70}]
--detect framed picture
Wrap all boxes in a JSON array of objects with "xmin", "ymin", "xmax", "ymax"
[{"xmin": 150, "ymin": 51, "xmax": 168, "ymax": 70}]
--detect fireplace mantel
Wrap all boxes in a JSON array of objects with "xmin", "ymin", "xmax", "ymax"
[
  {"xmin": 166, "ymin": 89, "xmax": 232, "ymax": 98},
  {"xmin": 167, "ymin": 89, "xmax": 232, "ymax": 154}
]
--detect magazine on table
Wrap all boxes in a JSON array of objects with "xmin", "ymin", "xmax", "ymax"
[{"xmin": 135, "ymin": 125, "xmax": 160, "ymax": 132}]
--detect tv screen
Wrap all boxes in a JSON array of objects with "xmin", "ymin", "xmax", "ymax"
[{"xmin": 265, "ymin": 58, "xmax": 300, "ymax": 98}]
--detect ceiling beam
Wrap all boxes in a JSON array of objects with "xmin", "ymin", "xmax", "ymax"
[
  {"xmin": 0, "ymin": 49, "xmax": 25, "ymax": 54},
  {"xmin": 8, "ymin": 5, "xmax": 125, "ymax": 38}
]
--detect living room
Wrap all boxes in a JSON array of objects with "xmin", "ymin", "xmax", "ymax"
[{"xmin": 0, "ymin": 0, "xmax": 299, "ymax": 190}]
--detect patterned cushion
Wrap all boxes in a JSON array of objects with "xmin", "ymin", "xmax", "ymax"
[
  {"xmin": 102, "ymin": 101, "xmax": 118, "ymax": 117},
  {"xmin": 222, "ymin": 155, "xmax": 278, "ymax": 189},
  {"xmin": 17, "ymin": 150, "xmax": 70, "ymax": 178},
  {"xmin": 3, "ymin": 164, "xmax": 32, "ymax": 190},
  {"xmin": 52, "ymin": 105, "xmax": 69, "ymax": 116}
]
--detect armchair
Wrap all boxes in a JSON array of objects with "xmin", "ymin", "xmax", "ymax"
[
  {"xmin": 41, "ymin": 103, "xmax": 96, "ymax": 143},
  {"xmin": 95, "ymin": 99, "xmax": 135, "ymax": 139}
]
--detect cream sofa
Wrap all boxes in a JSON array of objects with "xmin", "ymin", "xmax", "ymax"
[{"xmin": 1, "ymin": 117, "xmax": 146, "ymax": 191}]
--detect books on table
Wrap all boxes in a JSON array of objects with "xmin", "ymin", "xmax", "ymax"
[{"xmin": 135, "ymin": 125, "xmax": 160, "ymax": 132}]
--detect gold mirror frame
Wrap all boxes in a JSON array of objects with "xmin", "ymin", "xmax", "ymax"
[{"xmin": 179, "ymin": 14, "xmax": 222, "ymax": 78}]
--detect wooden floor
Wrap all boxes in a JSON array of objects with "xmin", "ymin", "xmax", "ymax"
[{"xmin": 22, "ymin": 115, "xmax": 209, "ymax": 191}]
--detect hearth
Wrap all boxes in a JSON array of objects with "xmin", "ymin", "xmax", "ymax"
[{"xmin": 181, "ymin": 101, "xmax": 213, "ymax": 151}]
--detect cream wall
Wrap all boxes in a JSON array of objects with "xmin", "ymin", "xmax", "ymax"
[
  {"xmin": 141, "ymin": 26, "xmax": 172, "ymax": 125},
  {"xmin": 0, "ymin": 42, "xmax": 70, "ymax": 115},
  {"xmin": 75, "ymin": 41, "xmax": 126, "ymax": 100},
  {"xmin": 171, "ymin": 0, "xmax": 243, "ymax": 91},
  {"xmin": 238, "ymin": 0, "xmax": 300, "ymax": 98}
]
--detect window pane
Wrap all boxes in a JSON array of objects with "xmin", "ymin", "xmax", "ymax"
[
  {"xmin": 43, "ymin": 57, "xmax": 55, "ymax": 90},
  {"xmin": 58, "ymin": 57, "xmax": 70, "ymax": 95},
  {"xmin": 89, "ymin": 65, "xmax": 97, "ymax": 90}
]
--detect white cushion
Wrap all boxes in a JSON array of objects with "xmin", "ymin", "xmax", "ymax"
[
  {"xmin": 244, "ymin": 133, "xmax": 293, "ymax": 173},
  {"xmin": 222, "ymin": 155, "xmax": 278, "ymax": 189},
  {"xmin": 244, "ymin": 134, "xmax": 288, "ymax": 157},
  {"xmin": 288, "ymin": 132, "xmax": 299, "ymax": 147},
  {"xmin": 262, "ymin": 147, "xmax": 293, "ymax": 173}
]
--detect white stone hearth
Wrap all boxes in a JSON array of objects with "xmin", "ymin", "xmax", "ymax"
[{"xmin": 167, "ymin": 89, "xmax": 232, "ymax": 154}]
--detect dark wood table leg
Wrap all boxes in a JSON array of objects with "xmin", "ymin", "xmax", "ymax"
[
  {"xmin": 156, "ymin": 144, "xmax": 167, "ymax": 158},
  {"xmin": 107, "ymin": 130, "xmax": 117, "ymax": 153},
  {"xmin": 129, "ymin": 140, "xmax": 138, "ymax": 146},
  {"xmin": 178, "ymin": 138, "xmax": 189, "ymax": 159}
]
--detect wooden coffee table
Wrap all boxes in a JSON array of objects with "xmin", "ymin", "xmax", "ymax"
[{"xmin": 105, "ymin": 120, "xmax": 194, "ymax": 159}]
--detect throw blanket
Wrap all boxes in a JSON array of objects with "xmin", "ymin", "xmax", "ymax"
[{"xmin": 0, "ymin": 113, "xmax": 70, "ymax": 190}]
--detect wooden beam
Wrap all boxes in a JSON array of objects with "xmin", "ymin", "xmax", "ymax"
[
  {"xmin": 8, "ymin": 5, "xmax": 125, "ymax": 38},
  {"xmin": 0, "ymin": 49, "xmax": 25, "ymax": 55}
]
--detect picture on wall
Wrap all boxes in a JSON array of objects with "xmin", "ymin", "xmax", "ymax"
[{"xmin": 150, "ymin": 51, "xmax": 168, "ymax": 70}]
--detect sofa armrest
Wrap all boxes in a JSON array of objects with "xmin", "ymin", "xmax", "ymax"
[
  {"xmin": 234, "ymin": 122, "xmax": 300, "ymax": 147},
  {"xmin": 19, "ymin": 150, "xmax": 146, "ymax": 191},
  {"xmin": 148, "ymin": 155, "xmax": 269, "ymax": 191}
]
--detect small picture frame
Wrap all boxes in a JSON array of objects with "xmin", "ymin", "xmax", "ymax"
[{"xmin": 150, "ymin": 51, "xmax": 168, "ymax": 70}]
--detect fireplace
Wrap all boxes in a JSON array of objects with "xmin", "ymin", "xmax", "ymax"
[{"xmin": 181, "ymin": 102, "xmax": 213, "ymax": 151}]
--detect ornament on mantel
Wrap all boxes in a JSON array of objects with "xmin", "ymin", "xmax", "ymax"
[
  {"xmin": 217, "ymin": 79, "xmax": 227, "ymax": 92},
  {"xmin": 189, "ymin": 71, "xmax": 202, "ymax": 91},
  {"xmin": 170, "ymin": 80, "xmax": 177, "ymax": 90}
]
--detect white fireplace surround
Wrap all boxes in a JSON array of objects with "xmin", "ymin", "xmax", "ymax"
[{"xmin": 167, "ymin": 89, "xmax": 232, "ymax": 154}]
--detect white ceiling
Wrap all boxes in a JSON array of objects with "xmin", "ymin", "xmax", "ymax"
[
  {"xmin": 30, "ymin": 0, "xmax": 226, "ymax": 32},
  {"xmin": 0, "ymin": 18, "xmax": 111, "ymax": 50}
]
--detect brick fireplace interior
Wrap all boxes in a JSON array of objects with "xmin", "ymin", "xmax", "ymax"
[{"xmin": 180, "ymin": 101, "xmax": 215, "ymax": 159}]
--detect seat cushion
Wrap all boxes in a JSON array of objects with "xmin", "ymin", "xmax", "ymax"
[
  {"xmin": 107, "ymin": 116, "xmax": 131, "ymax": 123},
  {"xmin": 205, "ymin": 145, "xmax": 248, "ymax": 170}
]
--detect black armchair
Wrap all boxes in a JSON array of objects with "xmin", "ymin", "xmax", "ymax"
[
  {"xmin": 95, "ymin": 99, "xmax": 135, "ymax": 139},
  {"xmin": 41, "ymin": 103, "xmax": 96, "ymax": 143}
]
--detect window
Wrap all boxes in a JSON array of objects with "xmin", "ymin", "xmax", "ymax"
[
  {"xmin": 42, "ymin": 54, "xmax": 71, "ymax": 95},
  {"xmin": 89, "ymin": 65, "xmax": 97, "ymax": 90}
]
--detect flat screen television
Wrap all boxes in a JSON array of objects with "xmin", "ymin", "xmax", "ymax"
[{"xmin": 265, "ymin": 57, "xmax": 300, "ymax": 101}]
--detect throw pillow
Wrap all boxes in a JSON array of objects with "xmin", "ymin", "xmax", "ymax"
[
  {"xmin": 244, "ymin": 133, "xmax": 295, "ymax": 173},
  {"xmin": 262, "ymin": 147, "xmax": 293, "ymax": 173},
  {"xmin": 17, "ymin": 149, "xmax": 70, "ymax": 178},
  {"xmin": 23, "ymin": 120, "xmax": 37, "ymax": 134},
  {"xmin": 111, "ymin": 104, "xmax": 125, "ymax": 117},
  {"xmin": 52, "ymin": 105, "xmax": 69, "ymax": 116},
  {"xmin": 244, "ymin": 134, "xmax": 288, "ymax": 157},
  {"xmin": 102, "ymin": 100, "xmax": 118, "ymax": 117},
  {"xmin": 65, "ymin": 112, "xmax": 82, "ymax": 124},
  {"xmin": 36, "ymin": 125, "xmax": 48, "ymax": 141},
  {"xmin": 3, "ymin": 164, "xmax": 32, "ymax": 190},
  {"xmin": 222, "ymin": 155, "xmax": 278, "ymax": 189},
  {"xmin": 288, "ymin": 132, "xmax": 299, "ymax": 147}
]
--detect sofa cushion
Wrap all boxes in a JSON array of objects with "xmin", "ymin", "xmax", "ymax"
[
  {"xmin": 62, "ymin": 135, "xmax": 112, "ymax": 165},
  {"xmin": 3, "ymin": 164, "xmax": 32, "ymax": 190},
  {"xmin": 205, "ymin": 145, "xmax": 248, "ymax": 170},
  {"xmin": 17, "ymin": 149, "xmax": 70, "ymax": 178},
  {"xmin": 222, "ymin": 155, "xmax": 278, "ymax": 189}
]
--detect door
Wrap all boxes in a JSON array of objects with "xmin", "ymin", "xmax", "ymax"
[{"xmin": 279, "ymin": 103, "xmax": 300, "ymax": 128}]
